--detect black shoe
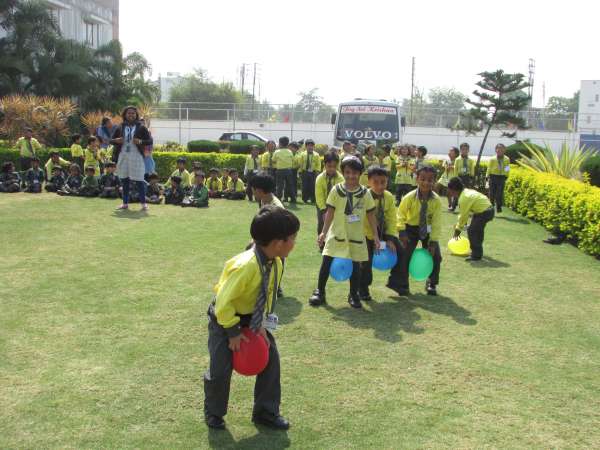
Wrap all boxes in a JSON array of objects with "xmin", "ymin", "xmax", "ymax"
[
  {"xmin": 277, "ymin": 287, "xmax": 284, "ymax": 298},
  {"xmin": 205, "ymin": 415, "xmax": 226, "ymax": 429},
  {"xmin": 465, "ymin": 256, "xmax": 481, "ymax": 262},
  {"xmin": 386, "ymin": 282, "xmax": 410, "ymax": 297},
  {"xmin": 309, "ymin": 289, "xmax": 326, "ymax": 306},
  {"xmin": 496, "ymin": 206, "xmax": 502, "ymax": 213},
  {"xmin": 347, "ymin": 294, "xmax": 362, "ymax": 309},
  {"xmin": 426, "ymin": 282, "xmax": 437, "ymax": 296},
  {"xmin": 543, "ymin": 236, "xmax": 564, "ymax": 245},
  {"xmin": 252, "ymin": 414, "xmax": 290, "ymax": 430},
  {"xmin": 359, "ymin": 290, "xmax": 373, "ymax": 302}
]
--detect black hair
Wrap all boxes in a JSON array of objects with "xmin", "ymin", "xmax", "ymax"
[
  {"xmin": 121, "ymin": 105, "xmax": 140, "ymax": 122},
  {"xmin": 148, "ymin": 172, "xmax": 159, "ymax": 180},
  {"xmin": 171, "ymin": 176, "xmax": 182, "ymax": 184},
  {"xmin": 449, "ymin": 147, "xmax": 459, "ymax": 156},
  {"xmin": 31, "ymin": 156, "xmax": 40, "ymax": 163},
  {"xmin": 2, "ymin": 161, "xmax": 14, "ymax": 172},
  {"xmin": 416, "ymin": 165, "xmax": 437, "ymax": 178},
  {"xmin": 279, "ymin": 136, "xmax": 290, "ymax": 147},
  {"xmin": 85, "ymin": 166, "xmax": 96, "ymax": 173},
  {"xmin": 105, "ymin": 161, "xmax": 116, "ymax": 168},
  {"xmin": 417, "ymin": 146, "xmax": 428, "ymax": 156},
  {"xmin": 176, "ymin": 157, "xmax": 186, "ymax": 164},
  {"xmin": 194, "ymin": 171, "xmax": 205, "ymax": 178},
  {"xmin": 88, "ymin": 136, "xmax": 98, "ymax": 145},
  {"xmin": 249, "ymin": 174, "xmax": 276, "ymax": 193},
  {"xmin": 52, "ymin": 166, "xmax": 62, "ymax": 173},
  {"xmin": 340, "ymin": 155, "xmax": 363, "ymax": 173},
  {"xmin": 72, "ymin": 134, "xmax": 81, "ymax": 143},
  {"xmin": 367, "ymin": 166, "xmax": 389, "ymax": 179},
  {"xmin": 49, "ymin": 151, "xmax": 59, "ymax": 157},
  {"xmin": 323, "ymin": 151, "xmax": 340, "ymax": 165},
  {"xmin": 229, "ymin": 169, "xmax": 238, "ymax": 175},
  {"xmin": 460, "ymin": 142, "xmax": 470, "ymax": 149},
  {"xmin": 251, "ymin": 206, "xmax": 300, "ymax": 246},
  {"xmin": 448, "ymin": 177, "xmax": 464, "ymax": 192},
  {"xmin": 69, "ymin": 164, "xmax": 81, "ymax": 174},
  {"xmin": 209, "ymin": 167, "xmax": 219, "ymax": 174},
  {"xmin": 101, "ymin": 117, "xmax": 111, "ymax": 126},
  {"xmin": 305, "ymin": 139, "xmax": 315, "ymax": 146},
  {"xmin": 382, "ymin": 144, "xmax": 391, "ymax": 152},
  {"xmin": 192, "ymin": 160, "xmax": 202, "ymax": 167},
  {"xmin": 289, "ymin": 141, "xmax": 299, "ymax": 149},
  {"xmin": 222, "ymin": 168, "xmax": 230, "ymax": 173}
]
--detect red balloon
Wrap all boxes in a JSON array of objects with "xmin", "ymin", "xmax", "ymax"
[{"xmin": 232, "ymin": 328, "xmax": 270, "ymax": 376}]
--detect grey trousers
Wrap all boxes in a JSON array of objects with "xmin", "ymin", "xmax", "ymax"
[
  {"xmin": 468, "ymin": 207, "xmax": 495, "ymax": 259},
  {"xmin": 203, "ymin": 313, "xmax": 281, "ymax": 419}
]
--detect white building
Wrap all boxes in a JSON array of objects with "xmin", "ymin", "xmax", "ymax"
[
  {"xmin": 158, "ymin": 72, "xmax": 184, "ymax": 102},
  {"xmin": 578, "ymin": 80, "xmax": 600, "ymax": 134},
  {"xmin": 1, "ymin": 0, "xmax": 119, "ymax": 48}
]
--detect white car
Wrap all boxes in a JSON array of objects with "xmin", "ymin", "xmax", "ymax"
[{"xmin": 219, "ymin": 131, "xmax": 269, "ymax": 143}]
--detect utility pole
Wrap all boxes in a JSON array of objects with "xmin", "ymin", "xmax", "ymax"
[
  {"xmin": 252, "ymin": 62, "xmax": 257, "ymax": 119},
  {"xmin": 410, "ymin": 56, "xmax": 415, "ymax": 125},
  {"xmin": 240, "ymin": 63, "xmax": 246, "ymax": 95},
  {"xmin": 528, "ymin": 58, "xmax": 535, "ymax": 109}
]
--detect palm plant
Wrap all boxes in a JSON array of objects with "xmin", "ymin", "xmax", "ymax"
[
  {"xmin": 517, "ymin": 142, "xmax": 593, "ymax": 180},
  {"xmin": 81, "ymin": 111, "xmax": 121, "ymax": 135}
]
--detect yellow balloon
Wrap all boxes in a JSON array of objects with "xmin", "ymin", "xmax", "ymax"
[{"xmin": 448, "ymin": 236, "xmax": 471, "ymax": 256}]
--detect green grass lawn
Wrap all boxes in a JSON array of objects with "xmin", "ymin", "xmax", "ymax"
[{"xmin": 1, "ymin": 193, "xmax": 599, "ymax": 449}]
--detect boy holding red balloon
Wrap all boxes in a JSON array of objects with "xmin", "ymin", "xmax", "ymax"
[
  {"xmin": 358, "ymin": 166, "xmax": 401, "ymax": 302},
  {"xmin": 308, "ymin": 156, "xmax": 380, "ymax": 309},
  {"xmin": 204, "ymin": 206, "xmax": 300, "ymax": 431},
  {"xmin": 389, "ymin": 166, "xmax": 442, "ymax": 296}
]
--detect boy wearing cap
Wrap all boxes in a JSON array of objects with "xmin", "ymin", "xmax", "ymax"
[
  {"xmin": 204, "ymin": 206, "xmax": 299, "ymax": 430},
  {"xmin": 272, "ymin": 137, "xmax": 295, "ymax": 203},
  {"xmin": 244, "ymin": 145, "xmax": 261, "ymax": 201},
  {"xmin": 448, "ymin": 177, "xmax": 494, "ymax": 261},
  {"xmin": 24, "ymin": 157, "xmax": 45, "ymax": 193},
  {"xmin": 166, "ymin": 157, "xmax": 192, "ymax": 191},
  {"xmin": 298, "ymin": 139, "xmax": 321, "ymax": 204}
]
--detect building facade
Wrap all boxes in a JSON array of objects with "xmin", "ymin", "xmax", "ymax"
[
  {"xmin": 40, "ymin": 0, "xmax": 119, "ymax": 48},
  {"xmin": 158, "ymin": 73, "xmax": 184, "ymax": 102},
  {"xmin": 578, "ymin": 80, "xmax": 600, "ymax": 134}
]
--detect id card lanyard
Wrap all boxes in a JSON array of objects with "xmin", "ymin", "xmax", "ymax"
[{"xmin": 254, "ymin": 247, "xmax": 278, "ymax": 315}]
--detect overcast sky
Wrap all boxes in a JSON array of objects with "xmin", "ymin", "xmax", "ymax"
[{"xmin": 120, "ymin": 0, "xmax": 597, "ymax": 107}]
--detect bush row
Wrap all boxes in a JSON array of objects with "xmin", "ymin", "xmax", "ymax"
[
  {"xmin": 0, "ymin": 148, "xmax": 246, "ymax": 182},
  {"xmin": 505, "ymin": 168, "xmax": 600, "ymax": 257},
  {"xmin": 581, "ymin": 155, "xmax": 600, "ymax": 187}
]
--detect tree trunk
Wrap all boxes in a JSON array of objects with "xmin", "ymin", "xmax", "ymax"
[{"xmin": 475, "ymin": 112, "xmax": 497, "ymax": 187}]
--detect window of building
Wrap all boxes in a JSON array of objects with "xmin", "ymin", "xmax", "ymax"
[{"xmin": 85, "ymin": 22, "xmax": 100, "ymax": 47}]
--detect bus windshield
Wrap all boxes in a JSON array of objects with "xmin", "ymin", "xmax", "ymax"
[{"xmin": 336, "ymin": 105, "xmax": 399, "ymax": 141}]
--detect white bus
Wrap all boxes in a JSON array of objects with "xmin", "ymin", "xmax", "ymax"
[{"xmin": 331, "ymin": 99, "xmax": 403, "ymax": 148}]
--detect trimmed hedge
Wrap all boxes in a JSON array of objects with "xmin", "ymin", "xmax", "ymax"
[
  {"xmin": 187, "ymin": 140, "xmax": 221, "ymax": 153},
  {"xmin": 581, "ymin": 155, "xmax": 600, "ymax": 187},
  {"xmin": 505, "ymin": 168, "xmax": 600, "ymax": 257},
  {"xmin": 221, "ymin": 140, "xmax": 265, "ymax": 154},
  {"xmin": 0, "ymin": 148, "xmax": 246, "ymax": 182}
]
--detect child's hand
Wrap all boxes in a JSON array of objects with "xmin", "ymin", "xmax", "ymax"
[
  {"xmin": 133, "ymin": 138, "xmax": 142, "ymax": 145},
  {"xmin": 113, "ymin": 137, "xmax": 123, "ymax": 144},
  {"xmin": 387, "ymin": 240, "xmax": 396, "ymax": 253},
  {"xmin": 258, "ymin": 327, "xmax": 270, "ymax": 348},
  {"xmin": 228, "ymin": 333, "xmax": 249, "ymax": 352},
  {"xmin": 453, "ymin": 229, "xmax": 461, "ymax": 239},
  {"xmin": 317, "ymin": 233, "xmax": 325, "ymax": 248},
  {"xmin": 373, "ymin": 236, "xmax": 381, "ymax": 253}
]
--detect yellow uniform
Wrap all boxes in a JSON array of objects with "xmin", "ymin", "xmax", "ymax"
[
  {"xmin": 44, "ymin": 157, "xmax": 71, "ymax": 179},
  {"xmin": 394, "ymin": 157, "xmax": 414, "ymax": 185},
  {"xmin": 16, "ymin": 137, "xmax": 42, "ymax": 157},
  {"xmin": 167, "ymin": 169, "xmax": 192, "ymax": 188},
  {"xmin": 70, "ymin": 143, "xmax": 84, "ymax": 159},
  {"xmin": 381, "ymin": 156, "xmax": 393, "ymax": 173},
  {"xmin": 360, "ymin": 155, "xmax": 380, "ymax": 186},
  {"xmin": 323, "ymin": 184, "xmax": 376, "ymax": 262},
  {"xmin": 455, "ymin": 156, "xmax": 475, "ymax": 177},
  {"xmin": 455, "ymin": 188, "xmax": 492, "ymax": 231},
  {"xmin": 260, "ymin": 151, "xmax": 275, "ymax": 172},
  {"xmin": 83, "ymin": 147, "xmax": 101, "ymax": 175},
  {"xmin": 206, "ymin": 177, "xmax": 222, "ymax": 192},
  {"xmin": 315, "ymin": 171, "xmax": 344, "ymax": 211},
  {"xmin": 220, "ymin": 176, "xmax": 230, "ymax": 191},
  {"xmin": 397, "ymin": 189, "xmax": 442, "ymax": 242},
  {"xmin": 487, "ymin": 156, "xmax": 510, "ymax": 176},
  {"xmin": 213, "ymin": 249, "xmax": 283, "ymax": 331},
  {"xmin": 364, "ymin": 190, "xmax": 396, "ymax": 240},
  {"xmin": 297, "ymin": 151, "xmax": 321, "ymax": 173},
  {"xmin": 227, "ymin": 178, "xmax": 246, "ymax": 192},
  {"xmin": 244, "ymin": 154, "xmax": 261, "ymax": 174},
  {"xmin": 272, "ymin": 148, "xmax": 294, "ymax": 170},
  {"xmin": 438, "ymin": 159, "xmax": 458, "ymax": 186}
]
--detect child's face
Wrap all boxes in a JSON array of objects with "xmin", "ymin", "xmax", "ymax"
[
  {"xmin": 177, "ymin": 162, "xmax": 185, "ymax": 170},
  {"xmin": 195, "ymin": 176, "xmax": 204, "ymax": 185},
  {"xmin": 447, "ymin": 188, "xmax": 459, "ymax": 199},
  {"xmin": 51, "ymin": 155, "xmax": 59, "ymax": 162},
  {"xmin": 210, "ymin": 172, "xmax": 218, "ymax": 179},
  {"xmin": 222, "ymin": 171, "xmax": 229, "ymax": 178},
  {"xmin": 342, "ymin": 167, "xmax": 361, "ymax": 186},
  {"xmin": 496, "ymin": 146, "xmax": 505, "ymax": 157},
  {"xmin": 85, "ymin": 170, "xmax": 94, "ymax": 177},
  {"xmin": 90, "ymin": 140, "xmax": 98, "ymax": 149},
  {"xmin": 231, "ymin": 173, "xmax": 238, "ymax": 181},
  {"xmin": 324, "ymin": 161, "xmax": 337, "ymax": 176},
  {"xmin": 274, "ymin": 234, "xmax": 297, "ymax": 258},
  {"xmin": 460, "ymin": 146, "xmax": 469, "ymax": 157},
  {"xmin": 416, "ymin": 171, "xmax": 435, "ymax": 193},
  {"xmin": 306, "ymin": 144, "xmax": 315, "ymax": 153},
  {"xmin": 171, "ymin": 181, "xmax": 179, "ymax": 189},
  {"xmin": 53, "ymin": 169, "xmax": 61, "ymax": 177},
  {"xmin": 400, "ymin": 147, "xmax": 409, "ymax": 156},
  {"xmin": 70, "ymin": 168, "xmax": 79, "ymax": 176},
  {"xmin": 449, "ymin": 149, "xmax": 458, "ymax": 159},
  {"xmin": 368, "ymin": 174, "xmax": 388, "ymax": 195},
  {"xmin": 366, "ymin": 147, "xmax": 374, "ymax": 157},
  {"xmin": 107, "ymin": 166, "xmax": 115, "ymax": 174},
  {"xmin": 252, "ymin": 187, "xmax": 265, "ymax": 199},
  {"xmin": 150, "ymin": 178, "xmax": 158, "ymax": 185},
  {"xmin": 416, "ymin": 150, "xmax": 424, "ymax": 159},
  {"xmin": 32, "ymin": 160, "xmax": 39, "ymax": 168}
]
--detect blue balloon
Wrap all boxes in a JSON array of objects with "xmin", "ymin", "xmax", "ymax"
[
  {"xmin": 372, "ymin": 247, "xmax": 398, "ymax": 271},
  {"xmin": 330, "ymin": 257, "xmax": 353, "ymax": 281}
]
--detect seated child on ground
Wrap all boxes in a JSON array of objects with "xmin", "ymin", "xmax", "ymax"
[
  {"xmin": 219, "ymin": 168, "xmax": 231, "ymax": 195},
  {"xmin": 206, "ymin": 168, "xmax": 223, "ymax": 198},
  {"xmin": 164, "ymin": 175, "xmax": 185, "ymax": 205},
  {"xmin": 182, "ymin": 172, "xmax": 209, "ymax": 208},
  {"xmin": 45, "ymin": 166, "xmax": 66, "ymax": 192},
  {"xmin": 99, "ymin": 162, "xmax": 121, "ymax": 198},
  {"xmin": 0, "ymin": 162, "xmax": 21, "ymax": 193},
  {"xmin": 249, "ymin": 173, "xmax": 284, "ymax": 209},
  {"xmin": 57, "ymin": 164, "xmax": 83, "ymax": 196},
  {"xmin": 166, "ymin": 157, "xmax": 192, "ymax": 191},
  {"xmin": 145, "ymin": 172, "xmax": 163, "ymax": 204},
  {"xmin": 224, "ymin": 169, "xmax": 246, "ymax": 200},
  {"xmin": 24, "ymin": 157, "xmax": 45, "ymax": 193},
  {"xmin": 80, "ymin": 166, "xmax": 101, "ymax": 197}
]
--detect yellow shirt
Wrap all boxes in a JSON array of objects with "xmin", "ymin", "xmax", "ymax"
[
  {"xmin": 315, "ymin": 171, "xmax": 344, "ymax": 211},
  {"xmin": 167, "ymin": 169, "xmax": 192, "ymax": 188},
  {"xmin": 438, "ymin": 159, "xmax": 458, "ymax": 186},
  {"xmin": 364, "ymin": 190, "xmax": 396, "ymax": 240},
  {"xmin": 395, "ymin": 157, "xmax": 414, "ymax": 185},
  {"xmin": 260, "ymin": 195, "xmax": 284, "ymax": 209},
  {"xmin": 206, "ymin": 177, "xmax": 222, "ymax": 192},
  {"xmin": 227, "ymin": 178, "xmax": 246, "ymax": 192},
  {"xmin": 381, "ymin": 156, "xmax": 393, "ymax": 173},
  {"xmin": 244, "ymin": 154, "xmax": 261, "ymax": 173},
  {"xmin": 44, "ymin": 157, "xmax": 71, "ymax": 179},
  {"xmin": 323, "ymin": 184, "xmax": 376, "ymax": 262},
  {"xmin": 16, "ymin": 137, "xmax": 42, "ymax": 157},
  {"xmin": 214, "ymin": 249, "xmax": 283, "ymax": 330},
  {"xmin": 70, "ymin": 143, "xmax": 84, "ymax": 158},
  {"xmin": 455, "ymin": 189, "xmax": 492, "ymax": 231},
  {"xmin": 397, "ymin": 189, "xmax": 443, "ymax": 242},
  {"xmin": 455, "ymin": 156, "xmax": 475, "ymax": 177},
  {"xmin": 84, "ymin": 148, "xmax": 101, "ymax": 175},
  {"xmin": 298, "ymin": 151, "xmax": 321, "ymax": 173},
  {"xmin": 220, "ymin": 176, "xmax": 230, "ymax": 191},
  {"xmin": 260, "ymin": 151, "xmax": 275, "ymax": 171},
  {"xmin": 487, "ymin": 156, "xmax": 510, "ymax": 177},
  {"xmin": 272, "ymin": 148, "xmax": 295, "ymax": 170}
]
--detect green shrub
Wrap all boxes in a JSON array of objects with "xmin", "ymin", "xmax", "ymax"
[
  {"xmin": 581, "ymin": 154, "xmax": 600, "ymax": 187},
  {"xmin": 155, "ymin": 141, "xmax": 187, "ymax": 152},
  {"xmin": 505, "ymin": 140, "xmax": 543, "ymax": 163},
  {"xmin": 505, "ymin": 168, "xmax": 600, "ymax": 256},
  {"xmin": 187, "ymin": 140, "xmax": 221, "ymax": 153},
  {"xmin": 0, "ymin": 148, "xmax": 72, "ymax": 170},
  {"xmin": 223, "ymin": 140, "xmax": 265, "ymax": 154}
]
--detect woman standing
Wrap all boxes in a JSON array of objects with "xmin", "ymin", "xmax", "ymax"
[{"xmin": 111, "ymin": 106, "xmax": 152, "ymax": 211}]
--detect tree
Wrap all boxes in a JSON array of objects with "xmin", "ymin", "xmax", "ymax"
[
  {"xmin": 457, "ymin": 70, "xmax": 531, "ymax": 184},
  {"xmin": 546, "ymin": 91, "xmax": 579, "ymax": 115},
  {"xmin": 123, "ymin": 52, "xmax": 160, "ymax": 106},
  {"xmin": 295, "ymin": 88, "xmax": 334, "ymax": 122}
]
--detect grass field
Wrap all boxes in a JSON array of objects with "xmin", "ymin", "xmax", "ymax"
[{"xmin": 1, "ymin": 192, "xmax": 599, "ymax": 449}]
